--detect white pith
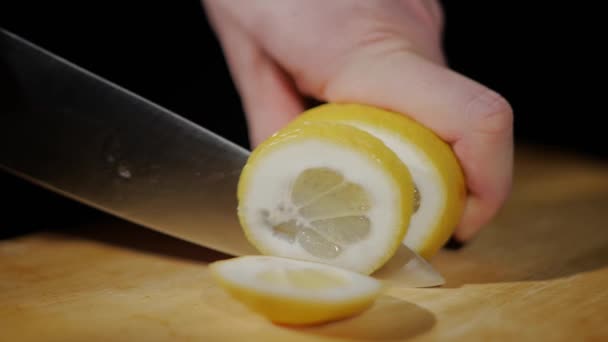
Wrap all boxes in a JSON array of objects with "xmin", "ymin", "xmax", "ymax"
[
  {"xmin": 239, "ymin": 139, "xmax": 403, "ymax": 273},
  {"xmin": 345, "ymin": 122, "xmax": 446, "ymax": 250}
]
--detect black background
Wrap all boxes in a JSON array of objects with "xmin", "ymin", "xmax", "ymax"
[{"xmin": 0, "ymin": 1, "xmax": 603, "ymax": 237}]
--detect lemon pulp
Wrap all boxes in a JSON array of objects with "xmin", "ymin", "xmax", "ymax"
[{"xmin": 263, "ymin": 167, "xmax": 372, "ymax": 259}]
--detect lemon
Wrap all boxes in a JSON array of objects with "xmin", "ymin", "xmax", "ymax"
[
  {"xmin": 288, "ymin": 103, "xmax": 466, "ymax": 259},
  {"xmin": 209, "ymin": 255, "xmax": 384, "ymax": 325},
  {"xmin": 237, "ymin": 121, "xmax": 414, "ymax": 275}
]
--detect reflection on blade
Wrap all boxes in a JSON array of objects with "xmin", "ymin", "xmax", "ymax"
[{"xmin": 373, "ymin": 244, "xmax": 445, "ymax": 288}]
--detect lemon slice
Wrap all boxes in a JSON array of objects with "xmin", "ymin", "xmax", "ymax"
[
  {"xmin": 288, "ymin": 103, "xmax": 466, "ymax": 259},
  {"xmin": 209, "ymin": 255, "xmax": 384, "ymax": 325},
  {"xmin": 237, "ymin": 121, "xmax": 414, "ymax": 275}
]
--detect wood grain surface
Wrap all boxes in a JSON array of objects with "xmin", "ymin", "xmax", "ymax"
[{"xmin": 2, "ymin": 146, "xmax": 608, "ymax": 341}]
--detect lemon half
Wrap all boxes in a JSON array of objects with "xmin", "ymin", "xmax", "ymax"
[
  {"xmin": 209, "ymin": 255, "xmax": 384, "ymax": 325},
  {"xmin": 289, "ymin": 103, "xmax": 466, "ymax": 259},
  {"xmin": 237, "ymin": 121, "xmax": 414, "ymax": 275}
]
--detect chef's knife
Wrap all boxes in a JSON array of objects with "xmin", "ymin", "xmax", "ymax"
[{"xmin": 0, "ymin": 28, "xmax": 444, "ymax": 287}]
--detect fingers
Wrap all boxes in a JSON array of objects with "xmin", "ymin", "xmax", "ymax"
[
  {"xmin": 322, "ymin": 48, "xmax": 513, "ymax": 242},
  {"xmin": 205, "ymin": 5, "xmax": 304, "ymax": 147}
]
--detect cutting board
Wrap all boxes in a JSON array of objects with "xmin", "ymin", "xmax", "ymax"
[{"xmin": 2, "ymin": 146, "xmax": 608, "ymax": 341}]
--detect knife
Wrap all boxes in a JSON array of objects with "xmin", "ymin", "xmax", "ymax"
[{"xmin": 0, "ymin": 28, "xmax": 444, "ymax": 287}]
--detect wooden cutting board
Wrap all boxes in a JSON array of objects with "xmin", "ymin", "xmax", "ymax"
[{"xmin": 2, "ymin": 146, "xmax": 608, "ymax": 341}]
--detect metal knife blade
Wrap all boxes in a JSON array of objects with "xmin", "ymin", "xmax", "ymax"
[
  {"xmin": 0, "ymin": 28, "xmax": 444, "ymax": 287},
  {"xmin": 0, "ymin": 28, "xmax": 257, "ymax": 256}
]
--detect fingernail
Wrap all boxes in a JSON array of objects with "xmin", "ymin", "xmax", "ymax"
[{"xmin": 444, "ymin": 236, "xmax": 465, "ymax": 250}]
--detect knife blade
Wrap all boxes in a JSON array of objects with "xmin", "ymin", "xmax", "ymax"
[
  {"xmin": 0, "ymin": 28, "xmax": 257, "ymax": 256},
  {"xmin": 0, "ymin": 28, "xmax": 444, "ymax": 287}
]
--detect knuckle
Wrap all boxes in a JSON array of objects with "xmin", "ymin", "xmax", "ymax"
[{"xmin": 465, "ymin": 87, "xmax": 514, "ymax": 136}]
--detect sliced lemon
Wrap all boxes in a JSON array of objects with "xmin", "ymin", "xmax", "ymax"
[
  {"xmin": 237, "ymin": 121, "xmax": 414, "ymax": 275},
  {"xmin": 288, "ymin": 103, "xmax": 466, "ymax": 259},
  {"xmin": 209, "ymin": 255, "xmax": 384, "ymax": 325}
]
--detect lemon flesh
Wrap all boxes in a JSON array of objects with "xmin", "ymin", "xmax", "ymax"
[
  {"xmin": 209, "ymin": 255, "xmax": 384, "ymax": 325},
  {"xmin": 237, "ymin": 121, "xmax": 414, "ymax": 275},
  {"xmin": 270, "ymin": 167, "xmax": 372, "ymax": 259},
  {"xmin": 289, "ymin": 103, "xmax": 466, "ymax": 259}
]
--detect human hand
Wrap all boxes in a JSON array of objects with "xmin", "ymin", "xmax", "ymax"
[{"xmin": 202, "ymin": 0, "xmax": 513, "ymax": 243}]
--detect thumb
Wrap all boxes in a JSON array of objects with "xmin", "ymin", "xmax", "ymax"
[{"xmin": 320, "ymin": 48, "xmax": 513, "ymax": 242}]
